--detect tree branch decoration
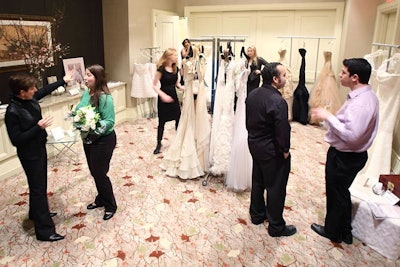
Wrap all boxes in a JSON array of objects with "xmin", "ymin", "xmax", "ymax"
[{"xmin": 0, "ymin": 13, "xmax": 69, "ymax": 80}]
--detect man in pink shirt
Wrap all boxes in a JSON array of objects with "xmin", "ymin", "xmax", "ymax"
[{"xmin": 310, "ymin": 58, "xmax": 379, "ymax": 244}]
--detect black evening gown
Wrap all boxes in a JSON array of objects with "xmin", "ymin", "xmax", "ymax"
[{"xmin": 292, "ymin": 48, "xmax": 309, "ymax": 125}]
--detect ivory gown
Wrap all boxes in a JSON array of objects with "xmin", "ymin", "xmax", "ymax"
[
  {"xmin": 278, "ymin": 49, "xmax": 294, "ymax": 120},
  {"xmin": 209, "ymin": 57, "xmax": 236, "ymax": 175},
  {"xmin": 353, "ymin": 53, "xmax": 400, "ymax": 189},
  {"xmin": 226, "ymin": 60, "xmax": 252, "ymax": 191},
  {"xmin": 160, "ymin": 57, "xmax": 204, "ymax": 179},
  {"xmin": 308, "ymin": 51, "xmax": 342, "ymax": 125}
]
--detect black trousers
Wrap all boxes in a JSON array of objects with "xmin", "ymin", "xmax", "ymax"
[
  {"xmin": 156, "ymin": 117, "xmax": 179, "ymax": 143},
  {"xmin": 324, "ymin": 147, "xmax": 367, "ymax": 240},
  {"xmin": 250, "ymin": 154, "xmax": 291, "ymax": 234},
  {"xmin": 83, "ymin": 131, "xmax": 117, "ymax": 213},
  {"xmin": 20, "ymin": 146, "xmax": 55, "ymax": 238}
]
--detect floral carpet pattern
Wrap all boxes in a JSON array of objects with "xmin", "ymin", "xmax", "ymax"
[{"xmin": 0, "ymin": 118, "xmax": 399, "ymax": 266}]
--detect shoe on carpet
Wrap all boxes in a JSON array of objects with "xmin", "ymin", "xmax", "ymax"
[
  {"xmin": 311, "ymin": 223, "xmax": 342, "ymax": 243},
  {"xmin": 268, "ymin": 225, "xmax": 297, "ymax": 237},
  {"xmin": 37, "ymin": 233, "xmax": 65, "ymax": 242}
]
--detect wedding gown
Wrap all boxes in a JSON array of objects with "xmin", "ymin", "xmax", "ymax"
[
  {"xmin": 160, "ymin": 57, "xmax": 204, "ymax": 179},
  {"xmin": 353, "ymin": 52, "xmax": 400, "ymax": 187},
  {"xmin": 209, "ymin": 58, "xmax": 236, "ymax": 175},
  {"xmin": 308, "ymin": 51, "xmax": 342, "ymax": 125},
  {"xmin": 278, "ymin": 49, "xmax": 294, "ymax": 120},
  {"xmin": 226, "ymin": 60, "xmax": 252, "ymax": 192}
]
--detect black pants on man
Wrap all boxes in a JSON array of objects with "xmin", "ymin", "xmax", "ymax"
[
  {"xmin": 250, "ymin": 154, "xmax": 291, "ymax": 235},
  {"xmin": 324, "ymin": 147, "xmax": 367, "ymax": 240}
]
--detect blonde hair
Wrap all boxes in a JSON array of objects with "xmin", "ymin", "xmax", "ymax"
[
  {"xmin": 157, "ymin": 48, "xmax": 178, "ymax": 74},
  {"xmin": 248, "ymin": 45, "xmax": 258, "ymax": 61}
]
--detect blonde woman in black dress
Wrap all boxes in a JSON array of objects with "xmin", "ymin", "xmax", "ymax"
[{"xmin": 152, "ymin": 48, "xmax": 184, "ymax": 154}]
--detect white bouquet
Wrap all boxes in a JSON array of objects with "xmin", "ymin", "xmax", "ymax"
[{"xmin": 72, "ymin": 105, "xmax": 100, "ymax": 138}]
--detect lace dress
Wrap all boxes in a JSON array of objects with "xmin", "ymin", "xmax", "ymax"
[
  {"xmin": 194, "ymin": 55, "xmax": 211, "ymax": 172},
  {"xmin": 209, "ymin": 58, "xmax": 236, "ymax": 175},
  {"xmin": 160, "ymin": 58, "xmax": 204, "ymax": 179},
  {"xmin": 226, "ymin": 60, "xmax": 252, "ymax": 191},
  {"xmin": 308, "ymin": 51, "xmax": 342, "ymax": 125}
]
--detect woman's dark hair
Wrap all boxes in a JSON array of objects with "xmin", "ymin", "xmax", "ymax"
[
  {"xmin": 261, "ymin": 62, "xmax": 282, "ymax": 85},
  {"xmin": 9, "ymin": 73, "xmax": 37, "ymax": 96},
  {"xmin": 342, "ymin": 58, "xmax": 371, "ymax": 84},
  {"xmin": 87, "ymin": 64, "xmax": 110, "ymax": 108},
  {"xmin": 182, "ymin": 38, "xmax": 190, "ymax": 46}
]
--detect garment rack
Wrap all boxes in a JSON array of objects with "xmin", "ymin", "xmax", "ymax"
[
  {"xmin": 277, "ymin": 35, "xmax": 336, "ymax": 81},
  {"xmin": 191, "ymin": 36, "xmax": 246, "ymax": 186},
  {"xmin": 140, "ymin": 47, "xmax": 161, "ymax": 63}
]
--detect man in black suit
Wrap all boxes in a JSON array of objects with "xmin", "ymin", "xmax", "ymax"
[
  {"xmin": 246, "ymin": 62, "xmax": 296, "ymax": 237},
  {"xmin": 5, "ymin": 72, "xmax": 71, "ymax": 242}
]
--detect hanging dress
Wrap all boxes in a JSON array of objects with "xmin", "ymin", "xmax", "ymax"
[
  {"xmin": 354, "ymin": 53, "xmax": 400, "ymax": 186},
  {"xmin": 292, "ymin": 48, "xmax": 309, "ymax": 125},
  {"xmin": 209, "ymin": 57, "xmax": 236, "ymax": 175},
  {"xmin": 194, "ymin": 54, "xmax": 211, "ymax": 172},
  {"xmin": 226, "ymin": 59, "xmax": 252, "ymax": 191},
  {"xmin": 160, "ymin": 57, "xmax": 204, "ymax": 179},
  {"xmin": 308, "ymin": 51, "xmax": 342, "ymax": 125},
  {"xmin": 278, "ymin": 49, "xmax": 294, "ymax": 120},
  {"xmin": 130, "ymin": 63, "xmax": 158, "ymax": 98}
]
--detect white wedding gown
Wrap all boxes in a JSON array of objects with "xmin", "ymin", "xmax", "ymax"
[
  {"xmin": 209, "ymin": 58, "xmax": 236, "ymax": 176},
  {"xmin": 160, "ymin": 57, "xmax": 204, "ymax": 179},
  {"xmin": 226, "ymin": 60, "xmax": 252, "ymax": 191},
  {"xmin": 354, "ymin": 53, "xmax": 400, "ymax": 187}
]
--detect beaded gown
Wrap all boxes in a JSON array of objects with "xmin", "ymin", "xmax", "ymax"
[
  {"xmin": 209, "ymin": 57, "xmax": 236, "ymax": 175},
  {"xmin": 308, "ymin": 51, "xmax": 342, "ymax": 125},
  {"xmin": 226, "ymin": 60, "xmax": 252, "ymax": 191}
]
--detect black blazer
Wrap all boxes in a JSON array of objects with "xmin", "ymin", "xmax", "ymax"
[{"xmin": 5, "ymin": 79, "xmax": 65, "ymax": 160}]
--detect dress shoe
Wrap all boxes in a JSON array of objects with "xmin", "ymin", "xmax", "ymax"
[
  {"xmin": 342, "ymin": 232, "xmax": 353, "ymax": 244},
  {"xmin": 103, "ymin": 211, "xmax": 115, "ymax": 221},
  {"xmin": 87, "ymin": 203, "xmax": 103, "ymax": 210},
  {"xmin": 311, "ymin": 223, "xmax": 342, "ymax": 243},
  {"xmin": 268, "ymin": 225, "xmax": 297, "ymax": 237},
  {"xmin": 251, "ymin": 217, "xmax": 268, "ymax": 225},
  {"xmin": 50, "ymin": 212, "xmax": 57, "ymax": 218},
  {"xmin": 37, "ymin": 233, "xmax": 65, "ymax": 242}
]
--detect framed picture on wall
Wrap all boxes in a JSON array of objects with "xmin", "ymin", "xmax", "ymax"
[
  {"xmin": 0, "ymin": 14, "xmax": 53, "ymax": 72},
  {"xmin": 63, "ymin": 57, "xmax": 85, "ymax": 89}
]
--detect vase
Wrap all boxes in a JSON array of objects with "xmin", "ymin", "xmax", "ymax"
[{"xmin": 36, "ymin": 76, "xmax": 44, "ymax": 89}]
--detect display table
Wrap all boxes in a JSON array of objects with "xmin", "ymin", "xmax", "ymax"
[
  {"xmin": 352, "ymin": 197, "xmax": 400, "ymax": 260},
  {"xmin": 47, "ymin": 131, "xmax": 79, "ymax": 166}
]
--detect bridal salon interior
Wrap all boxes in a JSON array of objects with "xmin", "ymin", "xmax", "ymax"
[{"xmin": 0, "ymin": 0, "xmax": 400, "ymax": 266}]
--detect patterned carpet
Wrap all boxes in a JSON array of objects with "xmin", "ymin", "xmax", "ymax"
[{"xmin": 0, "ymin": 118, "xmax": 399, "ymax": 266}]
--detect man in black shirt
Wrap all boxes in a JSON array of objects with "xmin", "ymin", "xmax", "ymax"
[{"xmin": 245, "ymin": 62, "xmax": 296, "ymax": 237}]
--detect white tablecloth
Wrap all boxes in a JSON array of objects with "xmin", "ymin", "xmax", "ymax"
[{"xmin": 352, "ymin": 197, "xmax": 400, "ymax": 260}]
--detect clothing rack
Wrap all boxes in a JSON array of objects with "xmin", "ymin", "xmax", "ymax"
[
  {"xmin": 140, "ymin": 47, "xmax": 161, "ymax": 63},
  {"xmin": 191, "ymin": 36, "xmax": 246, "ymax": 187},
  {"xmin": 277, "ymin": 35, "xmax": 336, "ymax": 81},
  {"xmin": 371, "ymin": 43, "xmax": 400, "ymax": 71}
]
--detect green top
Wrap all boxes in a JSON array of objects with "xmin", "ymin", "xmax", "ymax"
[{"xmin": 75, "ymin": 89, "xmax": 115, "ymax": 136}]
